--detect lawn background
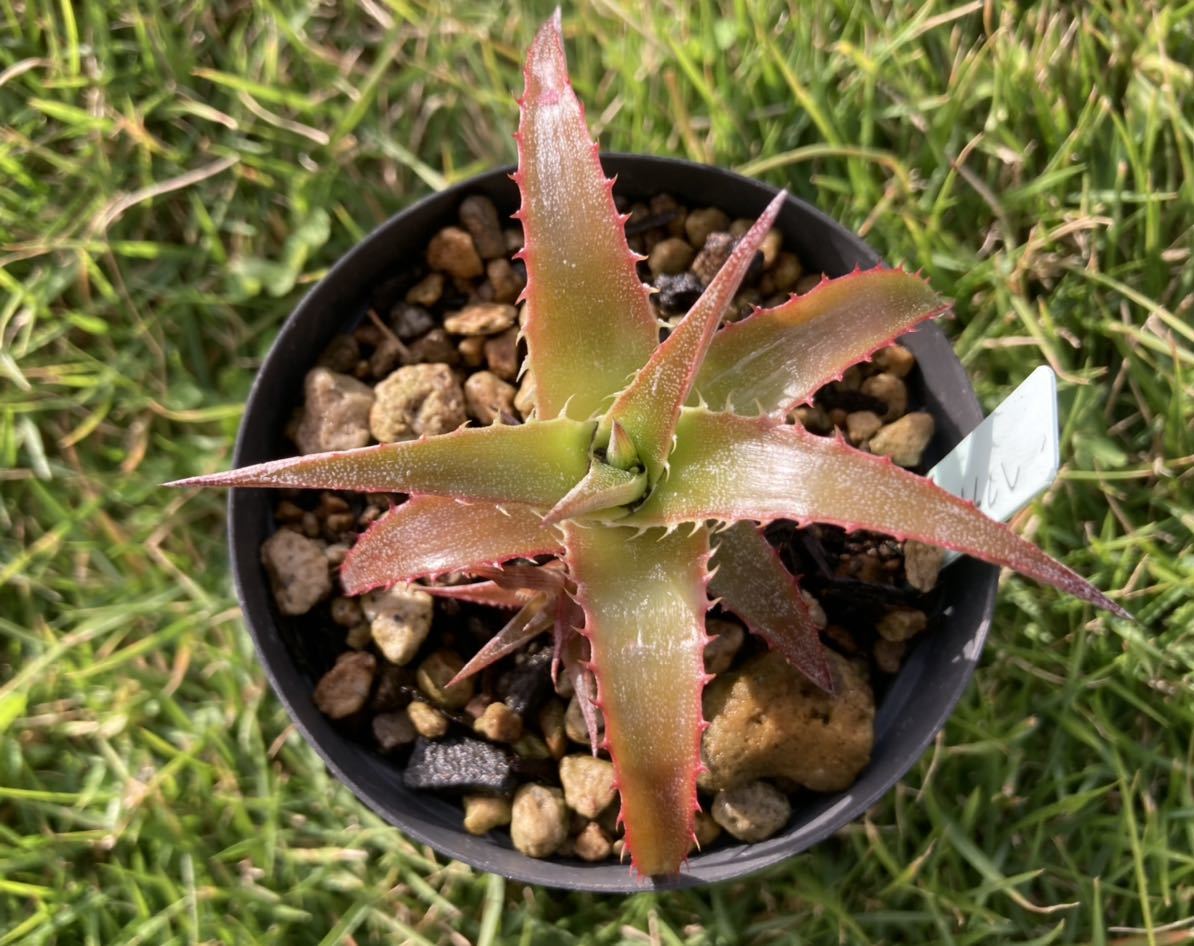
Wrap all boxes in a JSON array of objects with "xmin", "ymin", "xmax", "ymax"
[{"xmin": 1, "ymin": 1, "xmax": 1191, "ymax": 943}]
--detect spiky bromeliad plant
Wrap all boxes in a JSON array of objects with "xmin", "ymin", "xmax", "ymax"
[{"xmin": 172, "ymin": 13, "xmax": 1128, "ymax": 877}]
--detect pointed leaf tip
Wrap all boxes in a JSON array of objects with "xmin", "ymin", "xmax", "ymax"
[
  {"xmin": 525, "ymin": 10, "xmax": 567, "ymax": 100},
  {"xmin": 602, "ymin": 189, "xmax": 788, "ymax": 482},
  {"xmin": 515, "ymin": 12, "xmax": 657, "ymax": 421}
]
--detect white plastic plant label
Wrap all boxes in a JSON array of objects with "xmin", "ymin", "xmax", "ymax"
[{"xmin": 928, "ymin": 365, "xmax": 1060, "ymax": 565}]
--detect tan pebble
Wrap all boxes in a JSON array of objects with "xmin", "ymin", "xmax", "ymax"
[
  {"xmin": 874, "ymin": 637, "xmax": 907, "ymax": 674},
  {"xmin": 458, "ymin": 334, "xmax": 486, "ymax": 367},
  {"xmin": 648, "ymin": 237, "xmax": 696, "ymax": 276},
  {"xmin": 261, "ymin": 530, "xmax": 330, "ymax": 616},
  {"xmin": 416, "ymin": 651, "xmax": 474, "ymax": 709},
  {"xmin": 474, "ymin": 701, "xmax": 523, "ymax": 743},
  {"xmin": 323, "ymin": 511, "xmax": 355, "ymax": 540},
  {"xmin": 565, "ymin": 693, "xmax": 604, "ymax": 745},
  {"xmin": 701, "ymin": 650, "xmax": 873, "ymax": 793},
  {"xmin": 344, "ymin": 623, "xmax": 372, "ymax": 650},
  {"xmin": 464, "ymin": 371, "xmax": 516, "ymax": 425},
  {"xmin": 771, "ymin": 252, "xmax": 804, "ymax": 292},
  {"xmin": 403, "ymin": 328, "xmax": 459, "ymax": 366},
  {"xmin": 795, "ymin": 273, "xmax": 822, "ymax": 295},
  {"xmin": 760, "ymin": 228, "xmax": 783, "ymax": 268},
  {"xmin": 877, "ymin": 608, "xmax": 928, "ymax": 643},
  {"xmin": 839, "ymin": 365, "xmax": 863, "ymax": 391},
  {"xmin": 504, "ymin": 227, "xmax": 524, "ymax": 254},
  {"xmin": 330, "ymin": 596, "xmax": 362, "ymax": 628},
  {"xmin": 463, "ymin": 795, "xmax": 512, "ymax": 835},
  {"xmin": 513, "ymin": 734, "xmax": 552, "ymax": 760},
  {"xmin": 427, "ymin": 226, "xmax": 483, "ymax": 279},
  {"xmin": 685, "ymin": 207, "xmax": 730, "ymax": 249},
  {"xmin": 373, "ymin": 709, "xmax": 416, "ymax": 751},
  {"xmin": 874, "ymin": 343, "xmax": 917, "ymax": 378},
  {"xmin": 559, "ymin": 755, "xmax": 618, "ymax": 819},
  {"xmin": 317, "ymin": 334, "xmax": 360, "ymax": 373},
  {"xmin": 443, "ymin": 302, "xmax": 517, "ymax": 336},
  {"xmin": 458, "ymin": 195, "xmax": 506, "ymax": 260},
  {"xmin": 313, "ymin": 652, "xmax": 376, "ymax": 719},
  {"xmin": 324, "ymin": 542, "xmax": 350, "ymax": 566},
  {"xmin": 486, "ymin": 258, "xmax": 524, "ymax": 304},
  {"xmin": 405, "ymin": 273, "xmax": 444, "ymax": 307},
  {"xmin": 846, "ymin": 410, "xmax": 883, "ymax": 446},
  {"xmin": 574, "ymin": 822, "xmax": 614, "ymax": 862},
  {"xmin": 904, "ymin": 541, "xmax": 945, "ymax": 592},
  {"xmin": 691, "ymin": 810, "xmax": 722, "ymax": 852},
  {"xmin": 514, "ymin": 371, "xmax": 536, "ymax": 419},
  {"xmin": 363, "ymin": 583, "xmax": 433, "ymax": 665},
  {"xmin": 801, "ymin": 591, "xmax": 827, "ymax": 629},
  {"xmin": 407, "ymin": 700, "xmax": 449, "ymax": 739},
  {"xmin": 539, "ymin": 699, "xmax": 568, "ymax": 760},
  {"xmin": 649, "ymin": 193, "xmax": 687, "ymax": 237},
  {"xmin": 728, "ymin": 218, "xmax": 753, "ymax": 237},
  {"xmin": 868, "ymin": 412, "xmax": 935, "ymax": 467},
  {"xmin": 274, "ymin": 500, "xmax": 305, "ymax": 523},
  {"xmin": 704, "ymin": 618, "xmax": 745, "ymax": 674},
  {"xmin": 711, "ymin": 781, "xmax": 791, "ymax": 842},
  {"xmin": 861, "ymin": 372, "xmax": 908, "ymax": 418},
  {"xmin": 294, "ymin": 368, "xmax": 375, "ymax": 455},
  {"xmin": 484, "ymin": 328, "xmax": 520, "ymax": 381},
  {"xmin": 368, "ymin": 336, "xmax": 406, "ymax": 379},
  {"xmin": 791, "ymin": 404, "xmax": 831, "ymax": 433},
  {"xmin": 370, "ymin": 364, "xmax": 466, "ymax": 442},
  {"xmin": 510, "ymin": 785, "xmax": 569, "ymax": 858}
]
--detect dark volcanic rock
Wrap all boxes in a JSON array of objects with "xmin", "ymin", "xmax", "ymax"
[
  {"xmin": 403, "ymin": 736, "xmax": 517, "ymax": 795},
  {"xmin": 656, "ymin": 272, "xmax": 703, "ymax": 315},
  {"xmin": 498, "ymin": 649, "xmax": 552, "ymax": 718}
]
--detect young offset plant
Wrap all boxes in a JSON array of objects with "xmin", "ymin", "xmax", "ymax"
[{"xmin": 171, "ymin": 13, "xmax": 1128, "ymax": 877}]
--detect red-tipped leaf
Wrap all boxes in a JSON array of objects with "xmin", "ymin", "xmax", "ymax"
[
  {"xmin": 514, "ymin": 12, "xmax": 658, "ymax": 420},
  {"xmin": 629, "ymin": 409, "xmax": 1130, "ymax": 618},
  {"xmin": 710, "ymin": 522, "xmax": 833, "ymax": 692},
  {"xmin": 692, "ymin": 267, "xmax": 949, "ymax": 416},
  {"xmin": 603, "ymin": 192, "xmax": 786, "ymax": 480},
  {"xmin": 564, "ymin": 521, "xmax": 711, "ymax": 876},
  {"xmin": 341, "ymin": 496, "xmax": 562, "ymax": 594}
]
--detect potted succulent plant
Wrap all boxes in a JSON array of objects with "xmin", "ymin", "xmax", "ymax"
[{"xmin": 170, "ymin": 13, "xmax": 1126, "ymax": 889}]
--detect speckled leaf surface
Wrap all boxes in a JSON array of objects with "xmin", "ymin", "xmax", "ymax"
[
  {"xmin": 603, "ymin": 192, "xmax": 785, "ymax": 481},
  {"xmin": 565, "ymin": 522, "xmax": 711, "ymax": 876},
  {"xmin": 340, "ymin": 495, "xmax": 561, "ymax": 594},
  {"xmin": 630, "ymin": 409, "xmax": 1129, "ymax": 617},
  {"xmin": 710, "ymin": 522, "xmax": 833, "ymax": 692},
  {"xmin": 692, "ymin": 268, "xmax": 949, "ymax": 415},
  {"xmin": 513, "ymin": 12, "xmax": 658, "ymax": 420},
  {"xmin": 168, "ymin": 418, "xmax": 593, "ymax": 507}
]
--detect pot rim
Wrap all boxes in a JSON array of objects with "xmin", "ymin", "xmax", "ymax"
[{"xmin": 229, "ymin": 152, "xmax": 998, "ymax": 892}]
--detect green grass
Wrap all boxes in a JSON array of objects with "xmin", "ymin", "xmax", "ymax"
[{"xmin": 2, "ymin": 0, "xmax": 1191, "ymax": 942}]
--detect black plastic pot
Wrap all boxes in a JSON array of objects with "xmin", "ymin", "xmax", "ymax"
[{"xmin": 229, "ymin": 154, "xmax": 998, "ymax": 892}]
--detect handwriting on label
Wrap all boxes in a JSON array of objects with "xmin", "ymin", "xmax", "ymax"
[{"xmin": 929, "ymin": 366, "xmax": 1060, "ymax": 565}]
